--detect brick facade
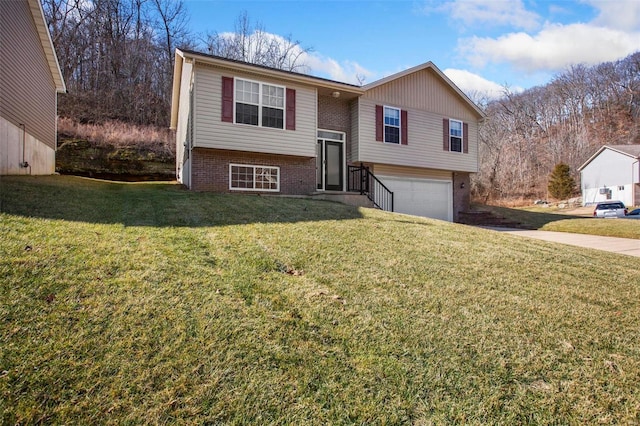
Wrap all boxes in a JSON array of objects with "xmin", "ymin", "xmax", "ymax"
[
  {"xmin": 317, "ymin": 95, "xmax": 352, "ymax": 160},
  {"xmin": 191, "ymin": 148, "xmax": 316, "ymax": 194},
  {"xmin": 452, "ymin": 172, "xmax": 471, "ymax": 222}
]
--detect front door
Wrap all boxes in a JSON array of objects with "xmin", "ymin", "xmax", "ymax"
[{"xmin": 316, "ymin": 132, "xmax": 344, "ymax": 191}]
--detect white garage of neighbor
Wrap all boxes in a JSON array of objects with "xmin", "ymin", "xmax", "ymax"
[
  {"xmin": 579, "ymin": 145, "xmax": 640, "ymax": 207},
  {"xmin": 378, "ymin": 176, "xmax": 452, "ymax": 221}
]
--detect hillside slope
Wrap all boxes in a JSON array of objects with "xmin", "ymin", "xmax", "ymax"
[{"xmin": 2, "ymin": 176, "xmax": 639, "ymax": 424}]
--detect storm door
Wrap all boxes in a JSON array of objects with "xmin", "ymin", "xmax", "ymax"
[{"xmin": 316, "ymin": 130, "xmax": 345, "ymax": 191}]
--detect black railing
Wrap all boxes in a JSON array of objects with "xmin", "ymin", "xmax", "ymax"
[{"xmin": 347, "ymin": 165, "xmax": 394, "ymax": 212}]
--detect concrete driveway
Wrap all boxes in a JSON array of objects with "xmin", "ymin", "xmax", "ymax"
[{"xmin": 485, "ymin": 227, "xmax": 640, "ymax": 257}]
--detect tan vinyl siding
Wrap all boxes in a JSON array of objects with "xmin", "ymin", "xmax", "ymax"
[
  {"xmin": 193, "ymin": 63, "xmax": 317, "ymax": 158},
  {"xmin": 0, "ymin": 0, "xmax": 57, "ymax": 149},
  {"xmin": 372, "ymin": 164, "xmax": 452, "ymax": 180},
  {"xmin": 364, "ymin": 68, "xmax": 479, "ymax": 121},
  {"xmin": 350, "ymin": 100, "xmax": 359, "ymax": 162},
  {"xmin": 356, "ymin": 98, "xmax": 478, "ymax": 172}
]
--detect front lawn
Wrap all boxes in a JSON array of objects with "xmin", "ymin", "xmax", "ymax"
[
  {"xmin": 480, "ymin": 204, "xmax": 640, "ymax": 239},
  {"xmin": 2, "ymin": 176, "xmax": 640, "ymax": 424}
]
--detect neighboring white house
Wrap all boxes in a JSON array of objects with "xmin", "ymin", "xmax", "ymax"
[
  {"xmin": 0, "ymin": 0, "xmax": 66, "ymax": 175},
  {"xmin": 579, "ymin": 145, "xmax": 640, "ymax": 207}
]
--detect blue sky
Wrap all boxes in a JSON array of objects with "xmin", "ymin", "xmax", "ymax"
[{"xmin": 184, "ymin": 0, "xmax": 640, "ymax": 100}]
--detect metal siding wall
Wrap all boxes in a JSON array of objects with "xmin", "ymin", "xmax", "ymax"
[
  {"xmin": 193, "ymin": 64, "xmax": 316, "ymax": 157},
  {"xmin": 0, "ymin": 0, "xmax": 57, "ymax": 149}
]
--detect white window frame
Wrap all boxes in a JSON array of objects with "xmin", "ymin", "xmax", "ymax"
[
  {"xmin": 234, "ymin": 77, "xmax": 286, "ymax": 129},
  {"xmin": 229, "ymin": 164, "xmax": 280, "ymax": 192},
  {"xmin": 383, "ymin": 106, "xmax": 401, "ymax": 144},
  {"xmin": 449, "ymin": 119, "xmax": 463, "ymax": 153}
]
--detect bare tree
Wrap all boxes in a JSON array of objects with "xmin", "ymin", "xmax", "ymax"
[
  {"xmin": 473, "ymin": 52, "xmax": 640, "ymax": 203},
  {"xmin": 203, "ymin": 11, "xmax": 312, "ymax": 73}
]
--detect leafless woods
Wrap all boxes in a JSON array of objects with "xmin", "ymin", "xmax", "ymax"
[{"xmin": 474, "ymin": 53, "xmax": 640, "ymax": 202}]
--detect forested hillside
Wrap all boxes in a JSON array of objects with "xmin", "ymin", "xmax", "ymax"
[
  {"xmin": 475, "ymin": 53, "xmax": 640, "ymax": 202},
  {"xmin": 44, "ymin": 0, "xmax": 191, "ymax": 126},
  {"xmin": 43, "ymin": 1, "xmax": 639, "ymax": 200}
]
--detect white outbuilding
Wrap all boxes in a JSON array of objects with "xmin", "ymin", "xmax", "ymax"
[{"xmin": 579, "ymin": 145, "xmax": 640, "ymax": 207}]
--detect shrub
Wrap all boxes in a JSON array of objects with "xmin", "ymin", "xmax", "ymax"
[{"xmin": 548, "ymin": 163, "xmax": 575, "ymax": 200}]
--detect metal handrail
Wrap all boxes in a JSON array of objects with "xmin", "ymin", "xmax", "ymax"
[{"xmin": 347, "ymin": 165, "xmax": 394, "ymax": 212}]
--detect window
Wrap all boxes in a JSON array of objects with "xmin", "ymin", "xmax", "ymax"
[
  {"xmin": 449, "ymin": 119, "xmax": 463, "ymax": 152},
  {"xmin": 230, "ymin": 164, "xmax": 280, "ymax": 192},
  {"xmin": 384, "ymin": 106, "xmax": 401, "ymax": 144},
  {"xmin": 235, "ymin": 78, "xmax": 284, "ymax": 129}
]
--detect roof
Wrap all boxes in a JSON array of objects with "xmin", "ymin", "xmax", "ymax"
[
  {"xmin": 364, "ymin": 62, "xmax": 487, "ymax": 119},
  {"xmin": 28, "ymin": 0, "xmax": 65, "ymax": 93},
  {"xmin": 170, "ymin": 48, "xmax": 487, "ymax": 128},
  {"xmin": 578, "ymin": 144, "xmax": 640, "ymax": 171}
]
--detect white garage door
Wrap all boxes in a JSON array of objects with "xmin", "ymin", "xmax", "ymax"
[{"xmin": 378, "ymin": 176, "xmax": 452, "ymax": 221}]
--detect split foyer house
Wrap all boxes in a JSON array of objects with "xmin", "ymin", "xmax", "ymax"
[
  {"xmin": 0, "ymin": 0, "xmax": 66, "ymax": 175},
  {"xmin": 579, "ymin": 145, "xmax": 640, "ymax": 207},
  {"xmin": 170, "ymin": 48, "xmax": 486, "ymax": 222}
]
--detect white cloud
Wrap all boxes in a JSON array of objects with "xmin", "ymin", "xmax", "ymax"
[
  {"xmin": 443, "ymin": 68, "xmax": 514, "ymax": 101},
  {"xmin": 460, "ymin": 23, "xmax": 640, "ymax": 72},
  {"xmin": 210, "ymin": 30, "xmax": 371, "ymax": 85},
  {"xmin": 586, "ymin": 0, "xmax": 640, "ymax": 31},
  {"xmin": 303, "ymin": 53, "xmax": 373, "ymax": 85},
  {"xmin": 425, "ymin": 0, "xmax": 540, "ymax": 31}
]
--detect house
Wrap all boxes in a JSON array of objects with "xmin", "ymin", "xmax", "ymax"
[
  {"xmin": 170, "ymin": 48, "xmax": 486, "ymax": 222},
  {"xmin": 0, "ymin": 0, "xmax": 66, "ymax": 175},
  {"xmin": 579, "ymin": 145, "xmax": 640, "ymax": 207}
]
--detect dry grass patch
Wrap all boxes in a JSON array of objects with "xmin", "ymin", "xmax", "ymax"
[{"xmin": 57, "ymin": 117, "xmax": 174, "ymax": 153}]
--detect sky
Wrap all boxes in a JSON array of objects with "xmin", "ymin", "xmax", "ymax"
[{"xmin": 183, "ymin": 0, "xmax": 640, "ymax": 100}]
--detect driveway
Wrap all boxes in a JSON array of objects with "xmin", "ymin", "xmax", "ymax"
[{"xmin": 485, "ymin": 227, "xmax": 640, "ymax": 257}]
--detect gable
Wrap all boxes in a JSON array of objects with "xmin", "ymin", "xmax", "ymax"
[
  {"xmin": 579, "ymin": 145, "xmax": 640, "ymax": 171},
  {"xmin": 363, "ymin": 68, "xmax": 480, "ymax": 122},
  {"xmin": 581, "ymin": 148, "xmax": 637, "ymax": 183}
]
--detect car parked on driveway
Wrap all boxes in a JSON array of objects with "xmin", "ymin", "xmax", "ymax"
[
  {"xmin": 626, "ymin": 208, "xmax": 640, "ymax": 218},
  {"xmin": 593, "ymin": 201, "xmax": 628, "ymax": 218}
]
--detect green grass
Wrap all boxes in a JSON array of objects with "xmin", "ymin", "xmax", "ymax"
[
  {"xmin": 541, "ymin": 218, "xmax": 640, "ymax": 239},
  {"xmin": 479, "ymin": 204, "xmax": 640, "ymax": 239},
  {"xmin": 2, "ymin": 176, "xmax": 640, "ymax": 424}
]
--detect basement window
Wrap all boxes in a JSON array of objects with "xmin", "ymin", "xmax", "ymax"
[{"xmin": 230, "ymin": 164, "xmax": 280, "ymax": 192}]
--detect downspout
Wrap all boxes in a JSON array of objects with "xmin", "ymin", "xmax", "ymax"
[
  {"xmin": 19, "ymin": 124, "xmax": 31, "ymax": 174},
  {"xmin": 633, "ymin": 159, "xmax": 639, "ymax": 207}
]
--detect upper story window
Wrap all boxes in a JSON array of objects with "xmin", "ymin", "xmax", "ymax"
[
  {"xmin": 235, "ymin": 78, "xmax": 285, "ymax": 129},
  {"xmin": 449, "ymin": 119, "xmax": 463, "ymax": 152},
  {"xmin": 376, "ymin": 105, "xmax": 407, "ymax": 145},
  {"xmin": 384, "ymin": 106, "xmax": 401, "ymax": 144}
]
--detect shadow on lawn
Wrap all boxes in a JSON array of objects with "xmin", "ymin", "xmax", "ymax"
[
  {"xmin": 0, "ymin": 175, "xmax": 365, "ymax": 227},
  {"xmin": 478, "ymin": 204, "xmax": 587, "ymax": 229}
]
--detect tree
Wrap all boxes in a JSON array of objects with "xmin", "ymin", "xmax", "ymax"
[
  {"xmin": 547, "ymin": 163, "xmax": 576, "ymax": 200},
  {"xmin": 203, "ymin": 11, "xmax": 311, "ymax": 72},
  {"xmin": 43, "ymin": 0, "xmax": 191, "ymax": 126}
]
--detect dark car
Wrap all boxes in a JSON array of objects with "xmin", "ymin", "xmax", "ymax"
[
  {"xmin": 593, "ymin": 201, "xmax": 627, "ymax": 218},
  {"xmin": 627, "ymin": 208, "xmax": 640, "ymax": 217}
]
